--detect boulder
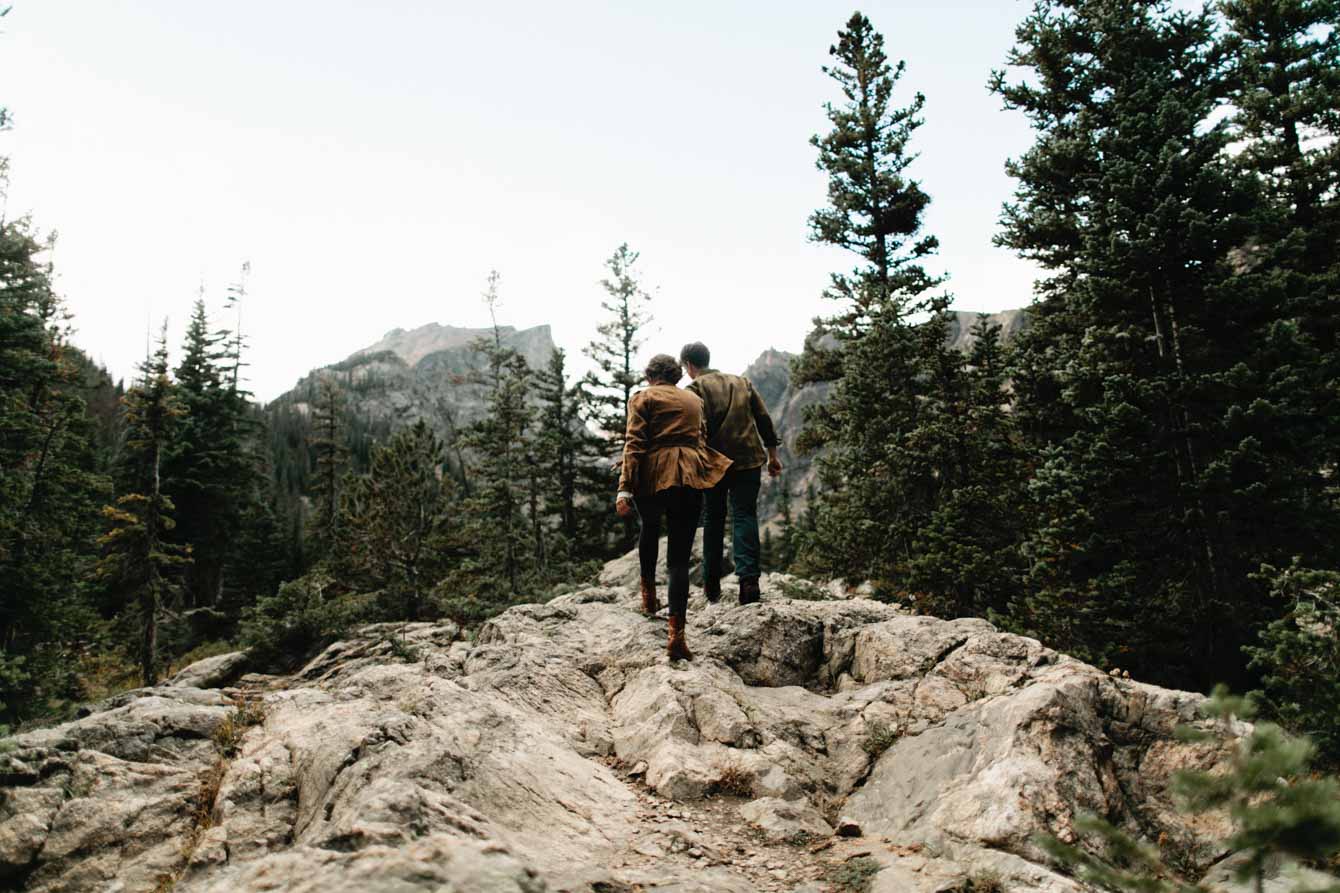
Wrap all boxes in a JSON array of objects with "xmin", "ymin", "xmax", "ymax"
[
  {"xmin": 738, "ymin": 797, "xmax": 834, "ymax": 842},
  {"xmin": 167, "ymin": 651, "xmax": 250, "ymax": 689}
]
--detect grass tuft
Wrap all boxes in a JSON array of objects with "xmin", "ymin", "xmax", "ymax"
[
  {"xmin": 861, "ymin": 719, "xmax": 900, "ymax": 758},
  {"xmin": 825, "ymin": 855, "xmax": 882, "ymax": 892},
  {"xmin": 708, "ymin": 760, "xmax": 754, "ymax": 798}
]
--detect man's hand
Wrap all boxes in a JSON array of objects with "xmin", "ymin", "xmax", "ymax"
[
  {"xmin": 767, "ymin": 448, "xmax": 783, "ymax": 479},
  {"xmin": 616, "ymin": 496, "xmax": 635, "ymax": 519}
]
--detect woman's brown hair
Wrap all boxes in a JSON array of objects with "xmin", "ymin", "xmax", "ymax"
[{"xmin": 644, "ymin": 354, "xmax": 683, "ymax": 385}]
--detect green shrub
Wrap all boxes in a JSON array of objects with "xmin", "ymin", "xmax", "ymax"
[
  {"xmin": 240, "ymin": 573, "xmax": 361, "ymax": 669},
  {"xmin": 826, "ymin": 855, "xmax": 882, "ymax": 892},
  {"xmin": 1039, "ymin": 687, "xmax": 1340, "ymax": 892},
  {"xmin": 959, "ymin": 869, "xmax": 1004, "ymax": 892},
  {"xmin": 777, "ymin": 578, "xmax": 833, "ymax": 602},
  {"xmin": 1246, "ymin": 561, "xmax": 1340, "ymax": 767},
  {"xmin": 862, "ymin": 719, "xmax": 900, "ymax": 758}
]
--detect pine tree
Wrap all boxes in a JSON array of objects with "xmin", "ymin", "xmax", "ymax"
[
  {"xmin": 452, "ymin": 272, "xmax": 538, "ymax": 612},
  {"xmin": 1217, "ymin": 0, "xmax": 1340, "ymax": 527},
  {"xmin": 534, "ymin": 347, "xmax": 611, "ymax": 565},
  {"xmin": 792, "ymin": 12, "xmax": 971, "ymax": 594},
  {"xmin": 96, "ymin": 330, "xmax": 191, "ymax": 687},
  {"xmin": 307, "ymin": 374, "xmax": 348, "ymax": 562},
  {"xmin": 989, "ymin": 0, "xmax": 1330, "ymax": 686},
  {"xmin": 165, "ymin": 297, "xmax": 255, "ymax": 611},
  {"xmin": 225, "ymin": 415, "xmax": 299, "ymax": 618},
  {"xmin": 583, "ymin": 243, "xmax": 653, "ymax": 449},
  {"xmin": 1246, "ymin": 561, "xmax": 1340, "ymax": 766},
  {"xmin": 905, "ymin": 317, "xmax": 1030, "ymax": 619},
  {"xmin": 758, "ymin": 529, "xmax": 774, "ymax": 574},
  {"xmin": 338, "ymin": 420, "xmax": 460, "ymax": 621},
  {"xmin": 0, "ymin": 216, "xmax": 109, "ymax": 721}
]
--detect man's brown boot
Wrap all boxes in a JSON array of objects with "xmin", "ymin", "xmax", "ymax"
[
  {"xmin": 640, "ymin": 578, "xmax": 660, "ymax": 616},
  {"xmin": 703, "ymin": 577, "xmax": 721, "ymax": 604},
  {"xmin": 667, "ymin": 614, "xmax": 694, "ymax": 661},
  {"xmin": 738, "ymin": 576, "xmax": 761, "ymax": 606}
]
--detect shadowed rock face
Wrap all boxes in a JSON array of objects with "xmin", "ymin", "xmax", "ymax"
[
  {"xmin": 267, "ymin": 322, "xmax": 559, "ymax": 455},
  {"xmin": 0, "ymin": 554, "xmax": 1283, "ymax": 893}
]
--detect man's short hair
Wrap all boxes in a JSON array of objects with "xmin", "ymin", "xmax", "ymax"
[
  {"xmin": 645, "ymin": 354, "xmax": 683, "ymax": 385},
  {"xmin": 680, "ymin": 342, "xmax": 711, "ymax": 369}
]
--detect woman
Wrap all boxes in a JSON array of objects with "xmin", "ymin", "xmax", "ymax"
[{"xmin": 615, "ymin": 354, "xmax": 732, "ymax": 660}]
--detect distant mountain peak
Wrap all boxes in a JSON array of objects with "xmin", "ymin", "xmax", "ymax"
[{"xmin": 355, "ymin": 322, "xmax": 553, "ymax": 369}]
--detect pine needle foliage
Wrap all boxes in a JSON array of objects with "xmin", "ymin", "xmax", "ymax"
[
  {"xmin": 337, "ymin": 420, "xmax": 461, "ymax": 621},
  {"xmin": 1040, "ymin": 687, "xmax": 1340, "ymax": 893},
  {"xmin": 306, "ymin": 374, "xmax": 349, "ymax": 563},
  {"xmin": 95, "ymin": 331, "xmax": 191, "ymax": 687},
  {"xmin": 583, "ymin": 243, "xmax": 653, "ymax": 450},
  {"xmin": 793, "ymin": 13, "xmax": 1027, "ymax": 615},
  {"xmin": 0, "ymin": 216, "xmax": 109, "ymax": 721},
  {"xmin": 533, "ymin": 347, "xmax": 612, "ymax": 565},
  {"xmin": 1246, "ymin": 562, "xmax": 1340, "ymax": 767},
  {"xmin": 991, "ymin": 0, "xmax": 1340, "ymax": 688}
]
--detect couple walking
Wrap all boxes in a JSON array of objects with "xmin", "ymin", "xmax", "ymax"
[{"xmin": 614, "ymin": 342, "xmax": 782, "ymax": 661}]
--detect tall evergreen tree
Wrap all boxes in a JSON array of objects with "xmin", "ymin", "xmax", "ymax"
[
  {"xmin": 96, "ymin": 331, "xmax": 190, "ymax": 687},
  {"xmin": 534, "ymin": 347, "xmax": 611, "ymax": 564},
  {"xmin": 1219, "ymin": 0, "xmax": 1340, "ymax": 485},
  {"xmin": 0, "ymin": 217, "xmax": 108, "ymax": 721},
  {"xmin": 793, "ymin": 12, "xmax": 982, "ymax": 596},
  {"xmin": 905, "ymin": 317, "xmax": 1030, "ymax": 619},
  {"xmin": 165, "ymin": 297, "xmax": 255, "ymax": 610},
  {"xmin": 773, "ymin": 473, "xmax": 798, "ymax": 574},
  {"xmin": 991, "ymin": 0, "xmax": 1336, "ymax": 686},
  {"xmin": 306, "ymin": 374, "xmax": 348, "ymax": 563},
  {"xmin": 454, "ymin": 272, "xmax": 538, "ymax": 607},
  {"xmin": 583, "ymin": 243, "xmax": 653, "ymax": 450}
]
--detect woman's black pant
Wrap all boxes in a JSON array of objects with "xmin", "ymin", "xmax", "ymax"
[{"xmin": 635, "ymin": 486, "xmax": 703, "ymax": 618}]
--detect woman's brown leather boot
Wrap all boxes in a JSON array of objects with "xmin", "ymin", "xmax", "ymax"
[
  {"xmin": 667, "ymin": 614, "xmax": 694, "ymax": 661},
  {"xmin": 640, "ymin": 578, "xmax": 660, "ymax": 616}
]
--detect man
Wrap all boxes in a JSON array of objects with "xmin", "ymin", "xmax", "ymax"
[{"xmin": 681, "ymin": 341, "xmax": 782, "ymax": 605}]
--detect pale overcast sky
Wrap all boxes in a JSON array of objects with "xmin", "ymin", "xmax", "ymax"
[{"xmin": 1, "ymin": 1, "xmax": 1041, "ymax": 401}]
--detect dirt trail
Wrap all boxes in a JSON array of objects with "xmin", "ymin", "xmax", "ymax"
[{"xmin": 593, "ymin": 755, "xmax": 892, "ymax": 893}]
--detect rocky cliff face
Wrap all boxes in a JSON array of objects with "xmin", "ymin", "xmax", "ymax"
[
  {"xmin": 746, "ymin": 309, "xmax": 1030, "ymax": 517},
  {"xmin": 1, "ymin": 548, "xmax": 1307, "ymax": 893},
  {"xmin": 268, "ymin": 322, "xmax": 558, "ymax": 458}
]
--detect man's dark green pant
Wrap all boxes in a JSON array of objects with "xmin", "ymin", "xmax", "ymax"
[{"xmin": 703, "ymin": 465, "xmax": 762, "ymax": 584}]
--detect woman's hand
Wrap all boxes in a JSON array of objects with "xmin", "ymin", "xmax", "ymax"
[{"xmin": 616, "ymin": 496, "xmax": 635, "ymax": 519}]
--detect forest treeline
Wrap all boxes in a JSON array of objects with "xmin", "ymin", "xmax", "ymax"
[
  {"xmin": 3, "ymin": 0, "xmax": 1339, "ymax": 778},
  {"xmin": 1, "ymin": 217, "xmax": 650, "ymax": 724},
  {"xmin": 782, "ymin": 0, "xmax": 1339, "ymax": 764}
]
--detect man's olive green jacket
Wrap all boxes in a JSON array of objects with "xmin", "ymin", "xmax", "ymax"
[{"xmin": 685, "ymin": 370, "xmax": 780, "ymax": 472}]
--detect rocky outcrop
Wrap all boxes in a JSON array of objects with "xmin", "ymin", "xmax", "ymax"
[
  {"xmin": 0, "ymin": 551, "xmax": 1294, "ymax": 893},
  {"xmin": 943, "ymin": 308, "xmax": 1029, "ymax": 354}
]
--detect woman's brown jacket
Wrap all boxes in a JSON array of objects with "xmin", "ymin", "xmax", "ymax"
[{"xmin": 617, "ymin": 384, "xmax": 733, "ymax": 498}]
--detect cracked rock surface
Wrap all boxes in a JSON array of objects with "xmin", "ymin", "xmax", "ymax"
[{"xmin": 0, "ymin": 556, "xmax": 1274, "ymax": 892}]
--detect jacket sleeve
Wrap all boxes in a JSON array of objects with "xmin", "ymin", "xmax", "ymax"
[
  {"xmin": 747, "ymin": 379, "xmax": 780, "ymax": 449},
  {"xmin": 695, "ymin": 393, "xmax": 711, "ymax": 447},
  {"xmin": 618, "ymin": 393, "xmax": 649, "ymax": 494}
]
